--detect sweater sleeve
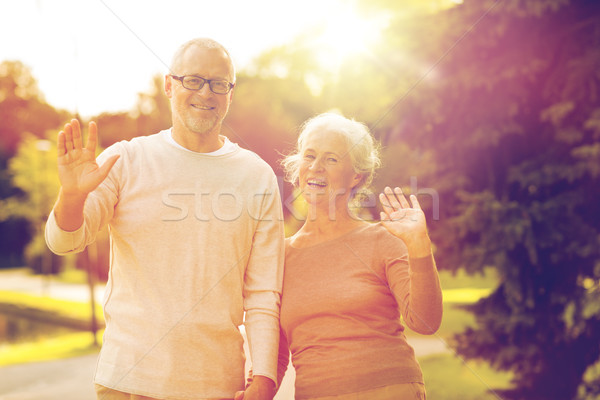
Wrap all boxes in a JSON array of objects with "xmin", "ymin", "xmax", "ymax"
[
  {"xmin": 383, "ymin": 234, "xmax": 443, "ymax": 335},
  {"xmin": 243, "ymin": 174, "xmax": 285, "ymax": 384},
  {"xmin": 44, "ymin": 144, "xmax": 122, "ymax": 255},
  {"xmin": 276, "ymin": 328, "xmax": 290, "ymax": 388}
]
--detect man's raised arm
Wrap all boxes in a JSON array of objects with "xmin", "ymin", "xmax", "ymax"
[{"xmin": 53, "ymin": 119, "xmax": 119, "ymax": 232}]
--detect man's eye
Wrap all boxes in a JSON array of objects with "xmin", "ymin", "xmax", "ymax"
[
  {"xmin": 186, "ymin": 78, "xmax": 201, "ymax": 85},
  {"xmin": 327, "ymin": 158, "xmax": 338, "ymax": 163},
  {"xmin": 304, "ymin": 154, "xmax": 315, "ymax": 160}
]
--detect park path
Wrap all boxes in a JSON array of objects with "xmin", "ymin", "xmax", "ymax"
[{"xmin": 0, "ymin": 268, "xmax": 450, "ymax": 400}]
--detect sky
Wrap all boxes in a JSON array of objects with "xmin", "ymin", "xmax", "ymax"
[{"xmin": 0, "ymin": 0, "xmax": 383, "ymax": 117}]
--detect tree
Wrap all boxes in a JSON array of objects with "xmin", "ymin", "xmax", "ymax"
[
  {"xmin": 94, "ymin": 74, "xmax": 172, "ymax": 148},
  {"xmin": 0, "ymin": 60, "xmax": 68, "ymax": 268},
  {"xmin": 0, "ymin": 60, "xmax": 68, "ymax": 156},
  {"xmin": 0, "ymin": 133, "xmax": 63, "ymax": 273},
  {"xmin": 369, "ymin": 0, "xmax": 600, "ymax": 398}
]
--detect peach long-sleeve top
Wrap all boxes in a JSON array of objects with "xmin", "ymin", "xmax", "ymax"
[{"xmin": 278, "ymin": 223, "xmax": 442, "ymax": 399}]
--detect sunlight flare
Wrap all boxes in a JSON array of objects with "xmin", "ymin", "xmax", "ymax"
[{"xmin": 310, "ymin": 6, "xmax": 388, "ymax": 72}]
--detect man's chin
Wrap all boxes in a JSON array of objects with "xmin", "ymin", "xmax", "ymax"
[{"xmin": 186, "ymin": 119, "xmax": 216, "ymax": 135}]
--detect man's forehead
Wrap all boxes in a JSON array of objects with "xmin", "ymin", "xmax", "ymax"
[{"xmin": 179, "ymin": 46, "xmax": 234, "ymax": 76}]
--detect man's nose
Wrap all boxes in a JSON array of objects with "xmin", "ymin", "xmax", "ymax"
[{"xmin": 197, "ymin": 82, "xmax": 213, "ymax": 96}]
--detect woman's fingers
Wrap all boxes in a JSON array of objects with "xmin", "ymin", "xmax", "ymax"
[
  {"xmin": 380, "ymin": 211, "xmax": 390, "ymax": 221},
  {"xmin": 393, "ymin": 187, "xmax": 411, "ymax": 209},
  {"xmin": 381, "ymin": 186, "xmax": 412, "ymax": 210},
  {"xmin": 384, "ymin": 187, "xmax": 401, "ymax": 209},
  {"xmin": 379, "ymin": 191, "xmax": 392, "ymax": 209},
  {"xmin": 409, "ymin": 194, "xmax": 422, "ymax": 210},
  {"xmin": 380, "ymin": 187, "xmax": 424, "ymax": 223}
]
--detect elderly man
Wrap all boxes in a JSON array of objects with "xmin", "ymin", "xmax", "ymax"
[{"xmin": 45, "ymin": 38, "xmax": 284, "ymax": 400}]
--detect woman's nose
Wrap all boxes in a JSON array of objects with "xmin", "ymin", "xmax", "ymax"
[{"xmin": 308, "ymin": 158, "xmax": 323, "ymax": 171}]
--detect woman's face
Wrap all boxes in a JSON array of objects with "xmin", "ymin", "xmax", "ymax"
[{"xmin": 298, "ymin": 129, "xmax": 362, "ymax": 209}]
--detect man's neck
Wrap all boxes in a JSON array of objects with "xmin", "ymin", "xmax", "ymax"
[{"xmin": 171, "ymin": 126, "xmax": 224, "ymax": 153}]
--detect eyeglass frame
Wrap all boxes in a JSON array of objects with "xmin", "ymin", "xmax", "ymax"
[{"xmin": 170, "ymin": 74, "xmax": 235, "ymax": 94}]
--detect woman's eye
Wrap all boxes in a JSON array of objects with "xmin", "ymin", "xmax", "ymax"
[
  {"xmin": 304, "ymin": 154, "xmax": 315, "ymax": 160},
  {"xmin": 327, "ymin": 158, "xmax": 338, "ymax": 163}
]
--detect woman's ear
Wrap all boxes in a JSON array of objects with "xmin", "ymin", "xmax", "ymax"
[{"xmin": 352, "ymin": 173, "xmax": 364, "ymax": 188}]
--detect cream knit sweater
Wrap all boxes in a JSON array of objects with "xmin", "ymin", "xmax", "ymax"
[{"xmin": 46, "ymin": 130, "xmax": 284, "ymax": 399}]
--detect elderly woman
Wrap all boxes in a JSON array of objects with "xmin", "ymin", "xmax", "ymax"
[
  {"xmin": 236, "ymin": 112, "xmax": 442, "ymax": 400},
  {"xmin": 277, "ymin": 112, "xmax": 442, "ymax": 400}
]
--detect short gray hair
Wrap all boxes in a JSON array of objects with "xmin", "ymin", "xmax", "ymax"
[
  {"xmin": 281, "ymin": 112, "xmax": 381, "ymax": 199},
  {"xmin": 169, "ymin": 38, "xmax": 236, "ymax": 82}
]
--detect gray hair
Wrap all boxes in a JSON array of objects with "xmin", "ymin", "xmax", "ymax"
[
  {"xmin": 281, "ymin": 112, "xmax": 381, "ymax": 199},
  {"xmin": 169, "ymin": 38, "xmax": 236, "ymax": 82}
]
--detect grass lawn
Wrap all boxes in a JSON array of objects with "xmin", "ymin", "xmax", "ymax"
[
  {"xmin": 0, "ymin": 289, "xmax": 104, "ymax": 366},
  {"xmin": 420, "ymin": 353, "xmax": 512, "ymax": 400},
  {"xmin": 0, "ymin": 330, "xmax": 102, "ymax": 367},
  {"xmin": 405, "ymin": 266, "xmax": 514, "ymax": 399},
  {"xmin": 0, "ymin": 290, "xmax": 104, "ymax": 322},
  {"xmin": 0, "ymin": 266, "xmax": 514, "ymax": 399}
]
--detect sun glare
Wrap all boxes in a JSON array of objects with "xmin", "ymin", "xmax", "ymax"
[{"xmin": 310, "ymin": 7, "xmax": 387, "ymax": 73}]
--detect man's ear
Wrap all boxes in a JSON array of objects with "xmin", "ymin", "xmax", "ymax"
[
  {"xmin": 228, "ymin": 86, "xmax": 234, "ymax": 104},
  {"xmin": 164, "ymin": 75, "xmax": 173, "ymax": 98}
]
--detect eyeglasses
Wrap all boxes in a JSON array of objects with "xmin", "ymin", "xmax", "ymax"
[{"xmin": 170, "ymin": 75, "xmax": 235, "ymax": 94}]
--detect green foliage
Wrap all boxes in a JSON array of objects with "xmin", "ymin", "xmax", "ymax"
[
  {"xmin": 0, "ymin": 133, "xmax": 62, "ymax": 273},
  {"xmin": 94, "ymin": 74, "xmax": 172, "ymax": 147},
  {"xmin": 0, "ymin": 0, "xmax": 597, "ymax": 396},
  {"xmin": 238, "ymin": 4, "xmax": 600, "ymax": 395},
  {"xmin": 367, "ymin": 1, "xmax": 600, "ymax": 398},
  {"xmin": 0, "ymin": 61, "xmax": 69, "ymax": 267}
]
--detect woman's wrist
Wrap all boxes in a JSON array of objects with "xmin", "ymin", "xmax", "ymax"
[{"xmin": 404, "ymin": 232, "xmax": 433, "ymax": 258}]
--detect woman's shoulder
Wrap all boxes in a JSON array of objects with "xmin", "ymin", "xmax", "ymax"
[
  {"xmin": 357, "ymin": 222, "xmax": 408, "ymax": 254},
  {"xmin": 356, "ymin": 221, "xmax": 401, "ymax": 240}
]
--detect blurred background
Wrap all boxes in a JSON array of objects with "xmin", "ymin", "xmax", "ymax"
[{"xmin": 0, "ymin": 0, "xmax": 599, "ymax": 399}]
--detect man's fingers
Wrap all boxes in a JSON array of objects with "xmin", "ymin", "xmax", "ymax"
[
  {"xmin": 63, "ymin": 122, "xmax": 74, "ymax": 152},
  {"xmin": 72, "ymin": 120, "xmax": 83, "ymax": 150},
  {"xmin": 233, "ymin": 391, "xmax": 244, "ymax": 400},
  {"xmin": 86, "ymin": 121, "xmax": 98, "ymax": 152},
  {"xmin": 70, "ymin": 119, "xmax": 82, "ymax": 148},
  {"xmin": 57, "ymin": 131, "xmax": 66, "ymax": 157},
  {"xmin": 97, "ymin": 155, "xmax": 120, "ymax": 180}
]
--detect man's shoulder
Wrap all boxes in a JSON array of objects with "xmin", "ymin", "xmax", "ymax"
[
  {"xmin": 232, "ymin": 145, "xmax": 275, "ymax": 172},
  {"xmin": 103, "ymin": 130, "xmax": 166, "ymax": 154},
  {"xmin": 122, "ymin": 130, "xmax": 166, "ymax": 147},
  {"xmin": 96, "ymin": 131, "xmax": 166, "ymax": 166}
]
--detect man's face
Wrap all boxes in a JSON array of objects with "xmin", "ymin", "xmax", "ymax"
[{"xmin": 165, "ymin": 46, "xmax": 234, "ymax": 136}]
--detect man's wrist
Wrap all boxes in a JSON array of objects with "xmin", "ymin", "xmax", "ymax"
[{"xmin": 59, "ymin": 187, "xmax": 88, "ymax": 203}]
